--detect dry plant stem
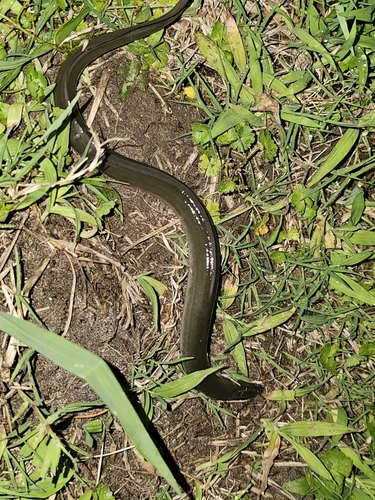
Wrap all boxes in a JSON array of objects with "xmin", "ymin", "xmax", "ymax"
[
  {"xmin": 149, "ymin": 83, "xmax": 173, "ymax": 114},
  {"xmin": 121, "ymin": 219, "xmax": 180, "ymax": 254},
  {"xmin": 96, "ymin": 440, "xmax": 105, "ymax": 486},
  {"xmin": 0, "ymin": 215, "xmax": 29, "ymax": 378},
  {"xmin": 22, "ymin": 256, "xmax": 51, "ymax": 297},
  {"xmin": 62, "ymin": 253, "xmax": 77, "ymax": 337},
  {"xmin": 87, "ymin": 69, "xmax": 111, "ymax": 128},
  {"xmin": 49, "ymin": 238, "xmax": 125, "ymax": 269}
]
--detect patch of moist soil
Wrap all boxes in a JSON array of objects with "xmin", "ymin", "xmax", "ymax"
[{"xmin": 0, "ymin": 52, "xmax": 308, "ymax": 500}]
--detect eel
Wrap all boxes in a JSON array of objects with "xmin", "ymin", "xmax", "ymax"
[{"xmin": 54, "ymin": 1, "xmax": 260, "ymax": 400}]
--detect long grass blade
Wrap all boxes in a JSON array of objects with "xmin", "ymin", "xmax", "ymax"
[{"xmin": 0, "ymin": 311, "xmax": 182, "ymax": 494}]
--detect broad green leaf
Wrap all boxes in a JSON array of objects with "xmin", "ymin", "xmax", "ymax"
[
  {"xmin": 308, "ymin": 4, "xmax": 328, "ymax": 38},
  {"xmin": 241, "ymin": 307, "xmax": 296, "ymax": 336},
  {"xmin": 321, "ymin": 449, "xmax": 353, "ymax": 485},
  {"xmin": 40, "ymin": 157, "xmax": 57, "ymax": 183},
  {"xmin": 340, "ymin": 447, "xmax": 375, "ymax": 482},
  {"xmin": 329, "ymin": 250, "xmax": 373, "ymax": 268},
  {"xmin": 319, "ymin": 343, "xmax": 338, "ymax": 375},
  {"xmin": 200, "ymin": 107, "xmax": 263, "ymax": 146},
  {"xmin": 349, "ymin": 230, "xmax": 375, "ymax": 245},
  {"xmin": 280, "ymin": 421, "xmax": 354, "ymax": 437},
  {"xmin": 6, "ymin": 102, "xmax": 23, "ymax": 129},
  {"xmin": 359, "ymin": 342, "xmax": 375, "ymax": 357},
  {"xmin": 195, "ymin": 32, "xmax": 255, "ymax": 104},
  {"xmin": 283, "ymin": 476, "xmax": 311, "ymax": 495},
  {"xmin": 339, "ymin": 5, "xmax": 375, "ymax": 22},
  {"xmin": 15, "ymin": 186, "xmax": 51, "ymax": 211}
]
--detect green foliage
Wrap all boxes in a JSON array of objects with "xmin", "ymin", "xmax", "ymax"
[
  {"xmin": 290, "ymin": 185, "xmax": 318, "ymax": 220},
  {"xmin": 319, "ymin": 343, "xmax": 339, "ymax": 375}
]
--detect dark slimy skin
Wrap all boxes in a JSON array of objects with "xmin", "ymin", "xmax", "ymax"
[{"xmin": 54, "ymin": 1, "xmax": 261, "ymax": 400}]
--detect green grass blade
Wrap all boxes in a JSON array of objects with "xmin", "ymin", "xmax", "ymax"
[
  {"xmin": 280, "ymin": 421, "xmax": 355, "ymax": 437},
  {"xmin": 349, "ymin": 230, "xmax": 375, "ymax": 245},
  {"xmin": 150, "ymin": 366, "xmax": 223, "ymax": 398},
  {"xmin": 54, "ymin": 7, "xmax": 91, "ymax": 46},
  {"xmin": 246, "ymin": 31, "xmax": 263, "ymax": 93},
  {"xmin": 308, "ymin": 128, "xmax": 360, "ymax": 186},
  {"xmin": 329, "ymin": 272, "xmax": 375, "ymax": 306},
  {"xmin": 281, "ymin": 435, "xmax": 332, "ymax": 480},
  {"xmin": 280, "ymin": 107, "xmax": 325, "ymax": 128},
  {"xmin": 0, "ymin": 311, "xmax": 182, "ymax": 494},
  {"xmin": 292, "ymin": 27, "xmax": 336, "ymax": 69},
  {"xmin": 222, "ymin": 318, "xmax": 248, "ymax": 376}
]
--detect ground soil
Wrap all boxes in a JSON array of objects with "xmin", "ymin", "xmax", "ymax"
[{"xmin": 0, "ymin": 42, "xmax": 308, "ymax": 500}]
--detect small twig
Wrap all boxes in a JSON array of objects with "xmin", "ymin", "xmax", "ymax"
[
  {"xmin": 22, "ymin": 256, "xmax": 51, "ymax": 297},
  {"xmin": 96, "ymin": 439, "xmax": 105, "ymax": 486},
  {"xmin": 121, "ymin": 220, "xmax": 179, "ymax": 255},
  {"xmin": 93, "ymin": 444, "xmax": 134, "ymax": 458},
  {"xmin": 149, "ymin": 83, "xmax": 172, "ymax": 114},
  {"xmin": 49, "ymin": 238, "xmax": 125, "ymax": 270},
  {"xmin": 62, "ymin": 253, "xmax": 77, "ymax": 337}
]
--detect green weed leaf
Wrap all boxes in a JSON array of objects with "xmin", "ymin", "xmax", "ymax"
[{"xmin": 319, "ymin": 343, "xmax": 338, "ymax": 375}]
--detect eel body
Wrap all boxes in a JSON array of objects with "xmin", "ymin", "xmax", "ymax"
[{"xmin": 54, "ymin": 1, "xmax": 260, "ymax": 400}]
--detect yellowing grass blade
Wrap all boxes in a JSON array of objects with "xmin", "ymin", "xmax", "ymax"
[
  {"xmin": 241, "ymin": 307, "xmax": 296, "ymax": 337},
  {"xmin": 225, "ymin": 11, "xmax": 247, "ymax": 74},
  {"xmin": 0, "ymin": 311, "xmax": 182, "ymax": 495}
]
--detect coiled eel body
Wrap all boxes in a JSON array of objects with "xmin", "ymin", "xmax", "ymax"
[{"xmin": 54, "ymin": 1, "xmax": 260, "ymax": 400}]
